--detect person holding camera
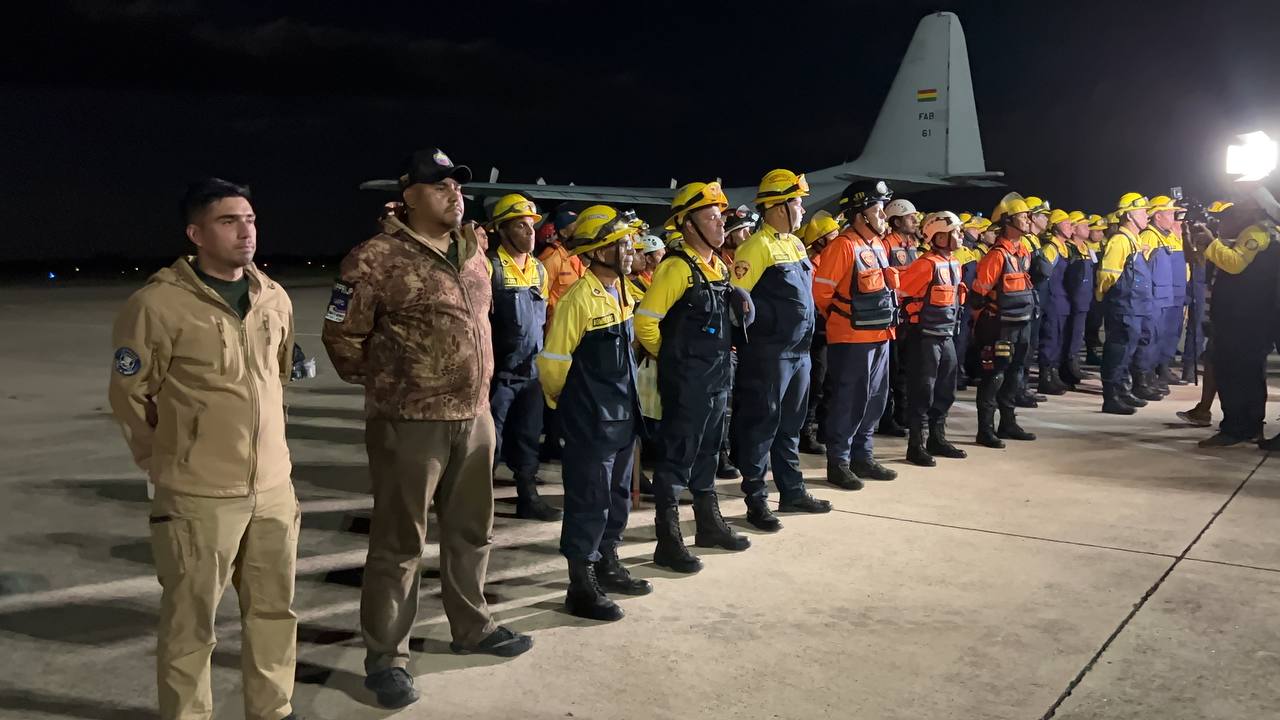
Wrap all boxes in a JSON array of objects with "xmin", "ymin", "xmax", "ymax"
[{"xmin": 1194, "ymin": 197, "xmax": 1280, "ymax": 447}]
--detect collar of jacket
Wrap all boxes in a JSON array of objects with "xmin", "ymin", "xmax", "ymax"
[
  {"xmin": 150, "ymin": 256, "xmax": 277, "ymax": 312},
  {"xmin": 381, "ymin": 214, "xmax": 479, "ymax": 264}
]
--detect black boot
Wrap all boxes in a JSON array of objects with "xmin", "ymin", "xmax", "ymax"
[
  {"xmin": 826, "ymin": 461, "xmax": 864, "ymax": 490},
  {"xmin": 594, "ymin": 545, "xmax": 652, "ymax": 596},
  {"xmin": 927, "ymin": 418, "xmax": 967, "ymax": 459},
  {"xmin": 956, "ymin": 369, "xmax": 970, "ymax": 391},
  {"xmin": 976, "ymin": 378, "xmax": 1006, "ymax": 448},
  {"xmin": 744, "ymin": 494, "xmax": 782, "ymax": 532},
  {"xmin": 653, "ymin": 506, "xmax": 702, "ymax": 574},
  {"xmin": 799, "ymin": 424, "xmax": 826, "ymax": 455},
  {"xmin": 1117, "ymin": 374, "xmax": 1148, "ymax": 408},
  {"xmin": 716, "ymin": 450, "xmax": 741, "ymax": 479},
  {"xmin": 997, "ymin": 410, "xmax": 1037, "ymax": 441},
  {"xmin": 851, "ymin": 456, "xmax": 898, "ymax": 481},
  {"xmin": 1015, "ymin": 389, "xmax": 1040, "ymax": 408},
  {"xmin": 692, "ymin": 493, "xmax": 750, "ymax": 551},
  {"xmin": 565, "ymin": 559, "xmax": 624, "ymax": 621},
  {"xmin": 1161, "ymin": 364, "xmax": 1186, "ymax": 387},
  {"xmin": 976, "ymin": 408, "xmax": 1005, "ymax": 448},
  {"xmin": 1065, "ymin": 356, "xmax": 1092, "ymax": 383},
  {"xmin": 1131, "ymin": 370, "xmax": 1163, "ymax": 402},
  {"xmin": 778, "ymin": 490, "xmax": 832, "ymax": 513},
  {"xmin": 516, "ymin": 484, "xmax": 563, "ymax": 522},
  {"xmin": 1039, "ymin": 366, "xmax": 1067, "ymax": 396},
  {"xmin": 877, "ymin": 416, "xmax": 907, "ymax": 437},
  {"xmin": 1259, "ymin": 433, "xmax": 1280, "ymax": 451},
  {"xmin": 1102, "ymin": 383, "xmax": 1137, "ymax": 415},
  {"xmin": 907, "ymin": 424, "xmax": 935, "ymax": 467},
  {"xmin": 1085, "ymin": 348, "xmax": 1103, "ymax": 366}
]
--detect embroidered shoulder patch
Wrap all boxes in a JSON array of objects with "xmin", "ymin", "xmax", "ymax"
[
  {"xmin": 114, "ymin": 347, "xmax": 141, "ymax": 376},
  {"xmin": 325, "ymin": 280, "xmax": 354, "ymax": 323}
]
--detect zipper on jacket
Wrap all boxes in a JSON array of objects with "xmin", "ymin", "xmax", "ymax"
[{"xmin": 241, "ymin": 321, "xmax": 260, "ymax": 492}]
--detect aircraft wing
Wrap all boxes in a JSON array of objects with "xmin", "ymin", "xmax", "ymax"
[{"xmin": 359, "ymin": 179, "xmax": 677, "ymax": 207}]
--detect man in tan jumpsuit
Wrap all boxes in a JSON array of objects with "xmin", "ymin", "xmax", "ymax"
[
  {"xmin": 323, "ymin": 148, "xmax": 533, "ymax": 710},
  {"xmin": 108, "ymin": 178, "xmax": 302, "ymax": 720}
]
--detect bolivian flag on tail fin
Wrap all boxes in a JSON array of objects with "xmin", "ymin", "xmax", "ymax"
[{"xmin": 917, "ymin": 88, "xmax": 938, "ymax": 102}]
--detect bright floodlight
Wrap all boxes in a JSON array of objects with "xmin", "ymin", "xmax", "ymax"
[{"xmin": 1225, "ymin": 131, "xmax": 1278, "ymax": 182}]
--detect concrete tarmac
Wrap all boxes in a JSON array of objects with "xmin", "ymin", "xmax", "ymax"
[{"xmin": 0, "ymin": 280, "xmax": 1277, "ymax": 720}]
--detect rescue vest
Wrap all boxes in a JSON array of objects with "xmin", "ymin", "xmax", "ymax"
[
  {"xmin": 1047, "ymin": 239, "xmax": 1070, "ymax": 305},
  {"xmin": 488, "ymin": 251, "xmax": 547, "ymax": 379},
  {"xmin": 560, "ymin": 306, "xmax": 639, "ymax": 433},
  {"xmin": 1105, "ymin": 230, "xmax": 1153, "ymax": 317},
  {"xmin": 833, "ymin": 238, "xmax": 897, "ymax": 331},
  {"xmin": 656, "ymin": 252, "xmax": 733, "ymax": 389},
  {"xmin": 1063, "ymin": 242, "xmax": 1096, "ymax": 313},
  {"xmin": 887, "ymin": 236, "xmax": 921, "ymax": 268},
  {"xmin": 991, "ymin": 246, "xmax": 1036, "ymax": 323},
  {"xmin": 743, "ymin": 254, "xmax": 816, "ymax": 357},
  {"xmin": 908, "ymin": 255, "xmax": 962, "ymax": 337}
]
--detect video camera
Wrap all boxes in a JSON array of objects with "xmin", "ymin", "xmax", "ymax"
[{"xmin": 1170, "ymin": 187, "xmax": 1218, "ymax": 251}]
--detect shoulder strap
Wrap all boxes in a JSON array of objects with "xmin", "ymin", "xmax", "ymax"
[{"xmin": 487, "ymin": 251, "xmax": 503, "ymax": 293}]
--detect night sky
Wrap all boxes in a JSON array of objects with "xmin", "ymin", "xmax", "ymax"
[{"xmin": 4, "ymin": 0, "xmax": 1279, "ymax": 263}]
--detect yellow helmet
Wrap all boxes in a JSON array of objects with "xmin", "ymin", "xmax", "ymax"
[
  {"xmin": 992, "ymin": 192, "xmax": 1032, "ymax": 223},
  {"xmin": 569, "ymin": 205, "xmax": 637, "ymax": 256},
  {"xmin": 664, "ymin": 230, "xmax": 684, "ymax": 248},
  {"xmin": 1116, "ymin": 192, "xmax": 1150, "ymax": 215},
  {"xmin": 489, "ymin": 193, "xmax": 542, "ymax": 227},
  {"xmin": 1087, "ymin": 214, "xmax": 1107, "ymax": 231},
  {"xmin": 1207, "ymin": 200, "xmax": 1234, "ymax": 213},
  {"xmin": 754, "ymin": 169, "xmax": 810, "ymax": 208},
  {"xmin": 1048, "ymin": 208, "xmax": 1073, "ymax": 226},
  {"xmin": 1106, "ymin": 212, "xmax": 1120, "ymax": 225},
  {"xmin": 963, "ymin": 213, "xmax": 989, "ymax": 230},
  {"xmin": 958, "ymin": 212, "xmax": 974, "ymax": 224},
  {"xmin": 1068, "ymin": 210, "xmax": 1087, "ymax": 223},
  {"xmin": 800, "ymin": 210, "xmax": 840, "ymax": 247},
  {"xmin": 1024, "ymin": 196, "xmax": 1051, "ymax": 215},
  {"xmin": 1148, "ymin": 195, "xmax": 1184, "ymax": 213},
  {"xmin": 668, "ymin": 181, "xmax": 729, "ymax": 228}
]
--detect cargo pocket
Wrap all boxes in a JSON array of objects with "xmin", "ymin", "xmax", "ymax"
[
  {"xmin": 929, "ymin": 284, "xmax": 957, "ymax": 307},
  {"xmin": 856, "ymin": 268, "xmax": 885, "ymax": 293},
  {"xmin": 149, "ymin": 515, "xmax": 193, "ymax": 584}
]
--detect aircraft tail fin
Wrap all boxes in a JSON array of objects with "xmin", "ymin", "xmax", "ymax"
[{"xmin": 854, "ymin": 12, "xmax": 988, "ymax": 179}]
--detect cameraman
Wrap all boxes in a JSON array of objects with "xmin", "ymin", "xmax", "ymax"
[{"xmin": 1193, "ymin": 197, "xmax": 1280, "ymax": 448}]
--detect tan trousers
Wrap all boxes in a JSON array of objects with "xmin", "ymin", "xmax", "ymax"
[
  {"xmin": 150, "ymin": 481, "xmax": 300, "ymax": 720},
  {"xmin": 361, "ymin": 415, "xmax": 499, "ymax": 673}
]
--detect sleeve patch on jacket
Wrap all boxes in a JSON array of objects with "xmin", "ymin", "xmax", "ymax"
[
  {"xmin": 325, "ymin": 281, "xmax": 354, "ymax": 322},
  {"xmin": 591, "ymin": 313, "xmax": 618, "ymax": 328},
  {"xmin": 114, "ymin": 347, "xmax": 141, "ymax": 376}
]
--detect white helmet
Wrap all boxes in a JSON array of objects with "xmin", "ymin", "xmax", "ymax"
[
  {"xmin": 885, "ymin": 198, "xmax": 918, "ymax": 220},
  {"xmin": 922, "ymin": 211, "xmax": 962, "ymax": 238}
]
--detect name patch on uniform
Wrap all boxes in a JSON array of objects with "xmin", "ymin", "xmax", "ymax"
[
  {"xmin": 114, "ymin": 347, "xmax": 141, "ymax": 376},
  {"xmin": 771, "ymin": 252, "xmax": 790, "ymax": 263},
  {"xmin": 325, "ymin": 281, "xmax": 354, "ymax": 323},
  {"xmin": 591, "ymin": 313, "xmax": 617, "ymax": 328}
]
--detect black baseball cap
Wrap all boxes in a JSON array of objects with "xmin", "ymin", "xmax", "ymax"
[{"xmin": 399, "ymin": 148, "xmax": 473, "ymax": 189}]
